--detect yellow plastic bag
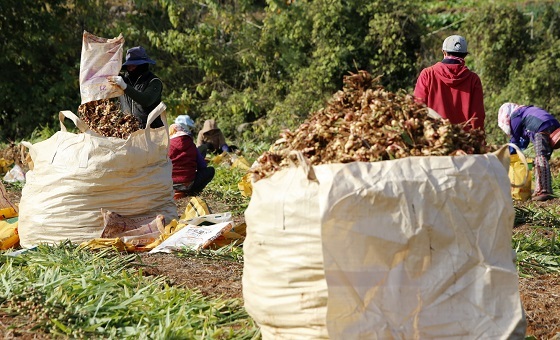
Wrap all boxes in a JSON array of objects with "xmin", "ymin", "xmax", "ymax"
[
  {"xmin": 0, "ymin": 207, "xmax": 18, "ymax": 220},
  {"xmin": 0, "ymin": 219, "xmax": 19, "ymax": 250},
  {"xmin": 232, "ymin": 155, "xmax": 251, "ymax": 170},
  {"xmin": 238, "ymin": 173, "xmax": 253, "ymax": 197},
  {"xmin": 180, "ymin": 197, "xmax": 211, "ymax": 220},
  {"xmin": 509, "ymin": 153, "xmax": 533, "ymax": 201},
  {"xmin": 0, "ymin": 181, "xmax": 18, "ymax": 219},
  {"xmin": 211, "ymin": 152, "xmax": 251, "ymax": 170},
  {"xmin": 211, "ymin": 152, "xmax": 226, "ymax": 165},
  {"xmin": 0, "ymin": 158, "xmax": 14, "ymax": 174}
]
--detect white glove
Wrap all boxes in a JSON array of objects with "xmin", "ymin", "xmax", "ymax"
[{"xmin": 108, "ymin": 76, "xmax": 127, "ymax": 90}]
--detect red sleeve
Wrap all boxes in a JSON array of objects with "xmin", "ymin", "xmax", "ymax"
[{"xmin": 414, "ymin": 68, "xmax": 430, "ymax": 104}]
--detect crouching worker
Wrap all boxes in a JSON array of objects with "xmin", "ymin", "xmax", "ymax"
[
  {"xmin": 498, "ymin": 103, "xmax": 560, "ymax": 202},
  {"xmin": 196, "ymin": 119, "xmax": 237, "ymax": 158},
  {"xmin": 169, "ymin": 117, "xmax": 215, "ymax": 200}
]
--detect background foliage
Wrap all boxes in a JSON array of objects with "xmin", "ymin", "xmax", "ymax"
[{"xmin": 2, "ymin": 0, "xmax": 560, "ymax": 146}]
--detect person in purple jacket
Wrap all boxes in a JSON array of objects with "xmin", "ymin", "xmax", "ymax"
[{"xmin": 498, "ymin": 103, "xmax": 560, "ymax": 201}]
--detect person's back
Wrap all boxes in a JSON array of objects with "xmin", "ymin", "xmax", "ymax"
[
  {"xmin": 197, "ymin": 119, "xmax": 231, "ymax": 156},
  {"xmin": 510, "ymin": 105, "xmax": 560, "ymax": 144},
  {"xmin": 169, "ymin": 118, "xmax": 215, "ymax": 198},
  {"xmin": 414, "ymin": 35, "xmax": 485, "ymax": 130},
  {"xmin": 169, "ymin": 132, "xmax": 199, "ymax": 186}
]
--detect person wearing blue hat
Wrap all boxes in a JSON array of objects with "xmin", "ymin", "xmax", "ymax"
[
  {"xmin": 108, "ymin": 46, "xmax": 164, "ymax": 129},
  {"xmin": 174, "ymin": 115, "xmax": 195, "ymax": 136}
]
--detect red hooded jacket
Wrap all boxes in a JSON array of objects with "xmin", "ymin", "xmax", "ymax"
[
  {"xmin": 169, "ymin": 134, "xmax": 199, "ymax": 185},
  {"xmin": 414, "ymin": 61, "xmax": 485, "ymax": 130}
]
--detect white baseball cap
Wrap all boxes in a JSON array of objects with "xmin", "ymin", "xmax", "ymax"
[{"xmin": 442, "ymin": 35, "xmax": 468, "ymax": 53}]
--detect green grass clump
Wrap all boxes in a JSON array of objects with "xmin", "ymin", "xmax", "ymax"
[
  {"xmin": 0, "ymin": 242, "xmax": 259, "ymax": 339},
  {"xmin": 513, "ymin": 207, "xmax": 560, "ymax": 277},
  {"xmin": 204, "ymin": 164, "xmax": 251, "ymax": 216},
  {"xmin": 177, "ymin": 244, "xmax": 244, "ymax": 263},
  {"xmin": 514, "ymin": 230, "xmax": 560, "ymax": 277},
  {"xmin": 512, "ymin": 150, "xmax": 560, "ymax": 277}
]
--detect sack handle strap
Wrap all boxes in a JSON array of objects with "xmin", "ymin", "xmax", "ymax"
[
  {"xmin": 508, "ymin": 143, "xmax": 529, "ymax": 188},
  {"xmin": 59, "ymin": 110, "xmax": 89, "ymax": 133},
  {"xmin": 58, "ymin": 102, "xmax": 167, "ymax": 135},
  {"xmin": 288, "ymin": 151, "xmax": 317, "ymax": 181},
  {"xmin": 145, "ymin": 102, "xmax": 167, "ymax": 129},
  {"xmin": 144, "ymin": 102, "xmax": 168, "ymax": 141}
]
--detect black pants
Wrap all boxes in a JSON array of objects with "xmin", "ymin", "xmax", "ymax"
[
  {"xmin": 173, "ymin": 166, "xmax": 215, "ymax": 196},
  {"xmin": 197, "ymin": 143, "xmax": 215, "ymax": 159},
  {"xmin": 197, "ymin": 143, "xmax": 238, "ymax": 158}
]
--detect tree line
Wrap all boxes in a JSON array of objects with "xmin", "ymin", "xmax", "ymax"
[{"xmin": 2, "ymin": 0, "xmax": 560, "ymax": 145}]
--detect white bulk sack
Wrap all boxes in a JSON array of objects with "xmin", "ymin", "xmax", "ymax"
[
  {"xmin": 243, "ymin": 152, "xmax": 526, "ymax": 339},
  {"xmin": 243, "ymin": 159, "xmax": 329, "ymax": 339},
  {"xmin": 18, "ymin": 103, "xmax": 177, "ymax": 248}
]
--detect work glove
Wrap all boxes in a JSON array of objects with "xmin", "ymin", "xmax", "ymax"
[{"xmin": 108, "ymin": 76, "xmax": 127, "ymax": 90}]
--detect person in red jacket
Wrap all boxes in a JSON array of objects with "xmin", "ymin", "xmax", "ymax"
[
  {"xmin": 168, "ymin": 116, "xmax": 215, "ymax": 199},
  {"xmin": 414, "ymin": 35, "xmax": 485, "ymax": 131}
]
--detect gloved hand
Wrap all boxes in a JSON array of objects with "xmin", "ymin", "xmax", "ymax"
[{"xmin": 107, "ymin": 76, "xmax": 127, "ymax": 90}]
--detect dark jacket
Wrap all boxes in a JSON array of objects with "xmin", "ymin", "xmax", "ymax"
[
  {"xmin": 123, "ymin": 71, "xmax": 163, "ymax": 129},
  {"xmin": 196, "ymin": 119, "xmax": 229, "ymax": 152}
]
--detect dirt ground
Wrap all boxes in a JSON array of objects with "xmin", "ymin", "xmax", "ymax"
[
  {"xmin": 135, "ymin": 194, "xmax": 244, "ymax": 300},
  {"xmin": 515, "ymin": 210, "xmax": 560, "ymax": 339},
  {"xmin": 515, "ymin": 159, "xmax": 560, "ymax": 339},
  {"xmin": 1, "ymin": 154, "xmax": 560, "ymax": 338}
]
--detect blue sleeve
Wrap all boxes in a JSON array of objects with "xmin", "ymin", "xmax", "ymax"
[
  {"xmin": 221, "ymin": 144, "xmax": 231, "ymax": 153},
  {"xmin": 196, "ymin": 149, "xmax": 207, "ymax": 169},
  {"xmin": 509, "ymin": 136, "xmax": 529, "ymax": 154}
]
